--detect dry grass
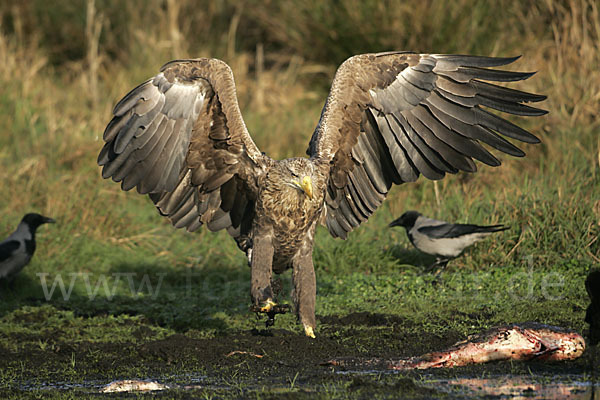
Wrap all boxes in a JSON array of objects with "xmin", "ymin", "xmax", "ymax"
[{"xmin": 0, "ymin": 1, "xmax": 597, "ymax": 256}]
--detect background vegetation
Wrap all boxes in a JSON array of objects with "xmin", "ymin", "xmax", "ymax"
[{"xmin": 0, "ymin": 0, "xmax": 598, "ymax": 397}]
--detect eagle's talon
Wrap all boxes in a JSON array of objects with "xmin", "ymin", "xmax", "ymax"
[
  {"xmin": 250, "ymin": 299, "xmax": 290, "ymax": 317},
  {"xmin": 304, "ymin": 324, "xmax": 316, "ymax": 338},
  {"xmin": 251, "ymin": 300, "xmax": 290, "ymax": 328},
  {"xmin": 260, "ymin": 298, "xmax": 277, "ymax": 313}
]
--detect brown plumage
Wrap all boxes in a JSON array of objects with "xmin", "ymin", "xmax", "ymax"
[{"xmin": 98, "ymin": 52, "xmax": 546, "ymax": 337}]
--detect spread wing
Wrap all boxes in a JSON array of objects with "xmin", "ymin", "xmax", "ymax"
[
  {"xmin": 98, "ymin": 58, "xmax": 265, "ymax": 238},
  {"xmin": 308, "ymin": 52, "xmax": 546, "ymax": 239}
]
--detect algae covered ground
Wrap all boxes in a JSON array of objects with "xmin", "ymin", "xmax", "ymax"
[
  {"xmin": 0, "ymin": 0, "xmax": 599, "ymax": 398},
  {"xmin": 0, "ymin": 241, "xmax": 597, "ymax": 399}
]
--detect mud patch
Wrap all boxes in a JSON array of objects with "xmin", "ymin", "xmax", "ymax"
[{"xmin": 1, "ymin": 312, "xmax": 597, "ymax": 399}]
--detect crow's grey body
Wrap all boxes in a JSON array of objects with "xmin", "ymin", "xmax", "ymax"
[{"xmin": 389, "ymin": 211, "xmax": 508, "ymax": 268}]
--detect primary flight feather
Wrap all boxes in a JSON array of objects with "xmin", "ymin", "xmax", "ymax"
[{"xmin": 98, "ymin": 52, "xmax": 546, "ymax": 337}]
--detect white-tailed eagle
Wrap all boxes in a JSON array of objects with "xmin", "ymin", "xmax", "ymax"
[{"xmin": 98, "ymin": 52, "xmax": 546, "ymax": 337}]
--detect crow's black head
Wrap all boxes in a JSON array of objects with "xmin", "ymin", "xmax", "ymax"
[
  {"xmin": 388, "ymin": 211, "xmax": 421, "ymax": 229},
  {"xmin": 21, "ymin": 213, "xmax": 56, "ymax": 230}
]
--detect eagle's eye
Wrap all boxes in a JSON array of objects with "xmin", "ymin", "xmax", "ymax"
[{"xmin": 288, "ymin": 168, "xmax": 299, "ymax": 178}]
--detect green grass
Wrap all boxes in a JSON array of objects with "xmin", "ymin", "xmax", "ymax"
[{"xmin": 0, "ymin": 1, "xmax": 599, "ymax": 398}]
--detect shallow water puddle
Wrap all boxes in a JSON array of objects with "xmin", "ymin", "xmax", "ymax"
[
  {"xmin": 334, "ymin": 370, "xmax": 599, "ymax": 399},
  {"xmin": 424, "ymin": 375, "xmax": 599, "ymax": 399},
  {"xmin": 18, "ymin": 373, "xmax": 600, "ymax": 398}
]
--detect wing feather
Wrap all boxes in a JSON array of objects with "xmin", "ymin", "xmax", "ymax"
[
  {"xmin": 391, "ymin": 112, "xmax": 456, "ymax": 174},
  {"xmin": 431, "ymin": 54, "xmax": 521, "ymax": 68},
  {"xmin": 354, "ymin": 132, "xmax": 388, "ymax": 193},
  {"xmin": 0, "ymin": 240, "xmax": 20, "ymax": 263},
  {"xmin": 373, "ymin": 112, "xmax": 418, "ymax": 182},
  {"xmin": 386, "ymin": 113, "xmax": 445, "ymax": 180},
  {"xmin": 410, "ymin": 105, "xmax": 500, "ymax": 166},
  {"xmin": 401, "ymin": 109, "xmax": 477, "ymax": 172},
  {"xmin": 325, "ymin": 211, "xmax": 346, "ymax": 239},
  {"xmin": 362, "ymin": 111, "xmax": 402, "ymax": 184},
  {"xmin": 338, "ymin": 199, "xmax": 362, "ymax": 228},
  {"xmin": 343, "ymin": 185, "xmax": 368, "ymax": 223},
  {"xmin": 308, "ymin": 52, "xmax": 545, "ymax": 238},
  {"xmin": 99, "ymin": 58, "xmax": 265, "ymax": 241}
]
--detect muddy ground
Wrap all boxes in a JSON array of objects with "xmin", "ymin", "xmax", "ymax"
[{"xmin": 1, "ymin": 310, "xmax": 597, "ymax": 399}]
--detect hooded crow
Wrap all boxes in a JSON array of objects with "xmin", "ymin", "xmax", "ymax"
[
  {"xmin": 0, "ymin": 213, "xmax": 55, "ymax": 281},
  {"xmin": 389, "ymin": 211, "xmax": 508, "ymax": 271}
]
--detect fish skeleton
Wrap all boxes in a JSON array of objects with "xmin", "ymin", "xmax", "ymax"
[{"xmin": 325, "ymin": 322, "xmax": 586, "ymax": 370}]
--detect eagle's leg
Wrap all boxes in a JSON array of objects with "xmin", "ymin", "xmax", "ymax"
[
  {"xmin": 291, "ymin": 239, "xmax": 316, "ymax": 338},
  {"xmin": 250, "ymin": 232, "xmax": 276, "ymax": 311}
]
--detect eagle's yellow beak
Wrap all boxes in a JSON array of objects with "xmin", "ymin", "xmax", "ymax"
[
  {"xmin": 300, "ymin": 176, "xmax": 313, "ymax": 199},
  {"xmin": 291, "ymin": 175, "xmax": 313, "ymax": 199}
]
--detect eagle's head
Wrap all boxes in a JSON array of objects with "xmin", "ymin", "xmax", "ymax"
[
  {"xmin": 278, "ymin": 158, "xmax": 316, "ymax": 200},
  {"xmin": 260, "ymin": 158, "xmax": 325, "ymax": 218}
]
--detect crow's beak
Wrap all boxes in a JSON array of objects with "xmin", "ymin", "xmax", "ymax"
[
  {"xmin": 388, "ymin": 218, "xmax": 402, "ymax": 228},
  {"xmin": 43, "ymin": 217, "xmax": 56, "ymax": 224}
]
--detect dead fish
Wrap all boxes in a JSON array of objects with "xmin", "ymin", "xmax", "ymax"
[
  {"xmin": 324, "ymin": 322, "xmax": 585, "ymax": 370},
  {"xmin": 100, "ymin": 379, "xmax": 169, "ymax": 393}
]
